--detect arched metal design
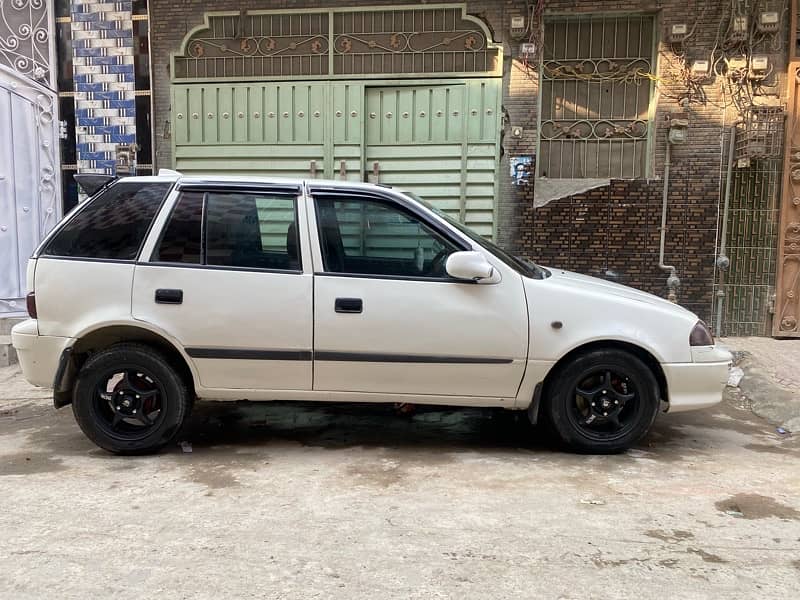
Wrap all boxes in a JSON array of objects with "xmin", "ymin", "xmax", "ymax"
[
  {"xmin": 0, "ymin": 64, "xmax": 60, "ymax": 315},
  {"xmin": 0, "ymin": 0, "xmax": 52, "ymax": 85},
  {"xmin": 172, "ymin": 4, "xmax": 502, "ymax": 81}
]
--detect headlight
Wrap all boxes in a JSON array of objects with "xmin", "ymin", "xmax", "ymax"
[{"xmin": 689, "ymin": 320, "xmax": 714, "ymax": 346}]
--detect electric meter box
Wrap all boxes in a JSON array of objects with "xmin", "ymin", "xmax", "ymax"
[
  {"xmin": 669, "ymin": 23, "xmax": 688, "ymax": 43},
  {"xmin": 510, "ymin": 16, "xmax": 526, "ymax": 40},
  {"xmin": 758, "ymin": 11, "xmax": 780, "ymax": 33},
  {"xmin": 730, "ymin": 16, "xmax": 748, "ymax": 41},
  {"xmin": 751, "ymin": 55, "xmax": 770, "ymax": 71}
]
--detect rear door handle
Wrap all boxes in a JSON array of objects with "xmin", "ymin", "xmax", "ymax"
[
  {"xmin": 335, "ymin": 297, "xmax": 363, "ymax": 313},
  {"xmin": 155, "ymin": 288, "xmax": 183, "ymax": 304}
]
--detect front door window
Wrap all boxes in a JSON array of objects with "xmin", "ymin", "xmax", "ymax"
[{"xmin": 314, "ymin": 197, "xmax": 459, "ymax": 278}]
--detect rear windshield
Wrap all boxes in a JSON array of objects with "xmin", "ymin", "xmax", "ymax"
[{"xmin": 42, "ymin": 182, "xmax": 171, "ymax": 260}]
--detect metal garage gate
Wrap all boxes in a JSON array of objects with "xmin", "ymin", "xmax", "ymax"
[{"xmin": 169, "ymin": 5, "xmax": 503, "ymax": 238}]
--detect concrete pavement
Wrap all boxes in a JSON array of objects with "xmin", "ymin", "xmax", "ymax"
[
  {"xmin": 723, "ymin": 336, "xmax": 800, "ymax": 433},
  {"xmin": 1, "ymin": 362, "xmax": 799, "ymax": 599}
]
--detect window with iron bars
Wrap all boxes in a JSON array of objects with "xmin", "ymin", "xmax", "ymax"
[{"xmin": 538, "ymin": 15, "xmax": 656, "ymax": 179}]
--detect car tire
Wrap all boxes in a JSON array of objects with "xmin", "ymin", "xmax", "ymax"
[
  {"xmin": 542, "ymin": 349, "xmax": 660, "ymax": 454},
  {"xmin": 72, "ymin": 343, "xmax": 191, "ymax": 454}
]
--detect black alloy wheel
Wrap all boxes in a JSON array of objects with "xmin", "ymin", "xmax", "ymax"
[
  {"xmin": 569, "ymin": 368, "xmax": 640, "ymax": 441},
  {"xmin": 543, "ymin": 349, "xmax": 660, "ymax": 453},
  {"xmin": 92, "ymin": 367, "xmax": 166, "ymax": 440},
  {"xmin": 72, "ymin": 344, "xmax": 191, "ymax": 454}
]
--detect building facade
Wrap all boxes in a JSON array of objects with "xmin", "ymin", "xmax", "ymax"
[{"xmin": 4, "ymin": 0, "xmax": 799, "ymax": 338}]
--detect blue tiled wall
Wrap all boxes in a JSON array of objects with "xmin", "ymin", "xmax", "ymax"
[{"xmin": 70, "ymin": 1, "xmax": 136, "ymax": 175}]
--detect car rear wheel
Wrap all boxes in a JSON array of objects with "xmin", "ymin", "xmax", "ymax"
[
  {"xmin": 72, "ymin": 343, "xmax": 191, "ymax": 454},
  {"xmin": 543, "ymin": 349, "xmax": 660, "ymax": 454}
]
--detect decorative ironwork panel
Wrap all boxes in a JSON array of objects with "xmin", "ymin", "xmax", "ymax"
[
  {"xmin": 175, "ymin": 11, "xmax": 329, "ymax": 80},
  {"xmin": 0, "ymin": 0, "xmax": 52, "ymax": 85},
  {"xmin": 539, "ymin": 15, "xmax": 655, "ymax": 179},
  {"xmin": 775, "ymin": 62, "xmax": 800, "ymax": 336},
  {"xmin": 172, "ymin": 5, "xmax": 501, "ymax": 81},
  {"xmin": 332, "ymin": 7, "xmax": 498, "ymax": 76}
]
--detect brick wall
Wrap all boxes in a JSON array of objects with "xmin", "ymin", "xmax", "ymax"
[
  {"xmin": 70, "ymin": 0, "xmax": 137, "ymax": 174},
  {"xmin": 514, "ymin": 176, "xmax": 717, "ymax": 319},
  {"xmin": 147, "ymin": 0, "xmax": 789, "ymax": 325}
]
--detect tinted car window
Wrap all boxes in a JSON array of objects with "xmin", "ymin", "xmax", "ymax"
[
  {"xmin": 43, "ymin": 182, "xmax": 171, "ymax": 260},
  {"xmin": 153, "ymin": 192, "xmax": 203, "ymax": 264},
  {"xmin": 205, "ymin": 193, "xmax": 300, "ymax": 271},
  {"xmin": 315, "ymin": 197, "xmax": 459, "ymax": 278}
]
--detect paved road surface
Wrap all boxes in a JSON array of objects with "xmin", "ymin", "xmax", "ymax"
[{"xmin": 1, "ymin": 364, "xmax": 798, "ymax": 599}]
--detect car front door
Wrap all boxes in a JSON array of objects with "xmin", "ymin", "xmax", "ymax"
[
  {"xmin": 132, "ymin": 184, "xmax": 313, "ymax": 392},
  {"xmin": 309, "ymin": 188, "xmax": 528, "ymax": 401}
]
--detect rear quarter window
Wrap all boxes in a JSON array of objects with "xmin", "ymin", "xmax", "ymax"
[{"xmin": 42, "ymin": 182, "xmax": 171, "ymax": 260}]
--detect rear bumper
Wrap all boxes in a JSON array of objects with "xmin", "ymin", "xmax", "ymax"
[
  {"xmin": 11, "ymin": 319, "xmax": 74, "ymax": 389},
  {"xmin": 663, "ymin": 346, "xmax": 732, "ymax": 413}
]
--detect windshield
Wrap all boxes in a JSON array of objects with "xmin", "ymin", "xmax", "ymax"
[{"xmin": 402, "ymin": 192, "xmax": 549, "ymax": 279}]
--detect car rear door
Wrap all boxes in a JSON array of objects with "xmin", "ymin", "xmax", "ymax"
[
  {"xmin": 132, "ymin": 182, "xmax": 313, "ymax": 392},
  {"xmin": 308, "ymin": 187, "xmax": 528, "ymax": 400}
]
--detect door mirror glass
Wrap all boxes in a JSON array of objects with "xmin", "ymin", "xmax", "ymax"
[{"xmin": 445, "ymin": 251, "xmax": 498, "ymax": 282}]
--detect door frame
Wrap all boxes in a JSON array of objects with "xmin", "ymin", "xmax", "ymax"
[{"xmin": 0, "ymin": 64, "xmax": 61, "ymax": 315}]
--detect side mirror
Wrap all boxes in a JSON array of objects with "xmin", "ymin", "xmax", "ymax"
[{"xmin": 445, "ymin": 251, "xmax": 499, "ymax": 283}]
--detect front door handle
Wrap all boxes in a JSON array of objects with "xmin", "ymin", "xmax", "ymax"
[
  {"xmin": 155, "ymin": 288, "xmax": 183, "ymax": 304},
  {"xmin": 335, "ymin": 297, "xmax": 363, "ymax": 313}
]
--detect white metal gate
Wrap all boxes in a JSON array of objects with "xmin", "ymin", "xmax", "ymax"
[{"xmin": 0, "ymin": 65, "xmax": 60, "ymax": 315}]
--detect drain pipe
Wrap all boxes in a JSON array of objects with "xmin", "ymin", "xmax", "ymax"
[
  {"xmin": 659, "ymin": 139, "xmax": 680, "ymax": 302},
  {"xmin": 714, "ymin": 126, "xmax": 737, "ymax": 337}
]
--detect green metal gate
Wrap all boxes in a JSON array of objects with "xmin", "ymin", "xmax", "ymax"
[
  {"xmin": 171, "ymin": 79, "xmax": 502, "ymax": 237},
  {"xmin": 169, "ymin": 5, "xmax": 504, "ymax": 236}
]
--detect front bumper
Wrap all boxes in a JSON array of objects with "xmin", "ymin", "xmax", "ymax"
[
  {"xmin": 11, "ymin": 319, "xmax": 74, "ymax": 389},
  {"xmin": 662, "ymin": 345, "xmax": 732, "ymax": 413}
]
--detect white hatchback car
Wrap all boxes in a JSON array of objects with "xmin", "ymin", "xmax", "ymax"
[{"xmin": 13, "ymin": 171, "xmax": 731, "ymax": 454}]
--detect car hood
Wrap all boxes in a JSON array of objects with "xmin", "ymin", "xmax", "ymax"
[{"xmin": 543, "ymin": 268, "xmax": 697, "ymax": 317}]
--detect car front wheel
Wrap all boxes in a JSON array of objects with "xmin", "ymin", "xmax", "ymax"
[
  {"xmin": 543, "ymin": 349, "xmax": 660, "ymax": 454},
  {"xmin": 72, "ymin": 343, "xmax": 191, "ymax": 454}
]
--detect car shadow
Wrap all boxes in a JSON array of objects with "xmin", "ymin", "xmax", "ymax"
[
  {"xmin": 12, "ymin": 397, "xmax": 767, "ymax": 463},
  {"xmin": 181, "ymin": 401, "xmax": 555, "ymax": 454}
]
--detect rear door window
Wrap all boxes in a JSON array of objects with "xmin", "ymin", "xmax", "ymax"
[
  {"xmin": 43, "ymin": 182, "xmax": 171, "ymax": 260},
  {"xmin": 151, "ymin": 190, "xmax": 301, "ymax": 271},
  {"xmin": 204, "ymin": 192, "xmax": 301, "ymax": 271}
]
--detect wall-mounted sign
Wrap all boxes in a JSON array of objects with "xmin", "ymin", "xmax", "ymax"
[{"xmin": 511, "ymin": 155, "xmax": 533, "ymax": 185}]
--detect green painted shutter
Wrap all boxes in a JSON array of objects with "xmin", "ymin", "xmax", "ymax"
[
  {"xmin": 172, "ymin": 83, "xmax": 327, "ymax": 178},
  {"xmin": 364, "ymin": 79, "xmax": 501, "ymax": 238},
  {"xmin": 171, "ymin": 78, "xmax": 502, "ymax": 238}
]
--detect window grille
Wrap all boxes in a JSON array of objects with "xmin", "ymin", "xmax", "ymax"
[{"xmin": 539, "ymin": 15, "xmax": 655, "ymax": 179}]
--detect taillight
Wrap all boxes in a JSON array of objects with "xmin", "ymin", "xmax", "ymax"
[
  {"xmin": 26, "ymin": 292, "xmax": 37, "ymax": 319},
  {"xmin": 689, "ymin": 320, "xmax": 714, "ymax": 346}
]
